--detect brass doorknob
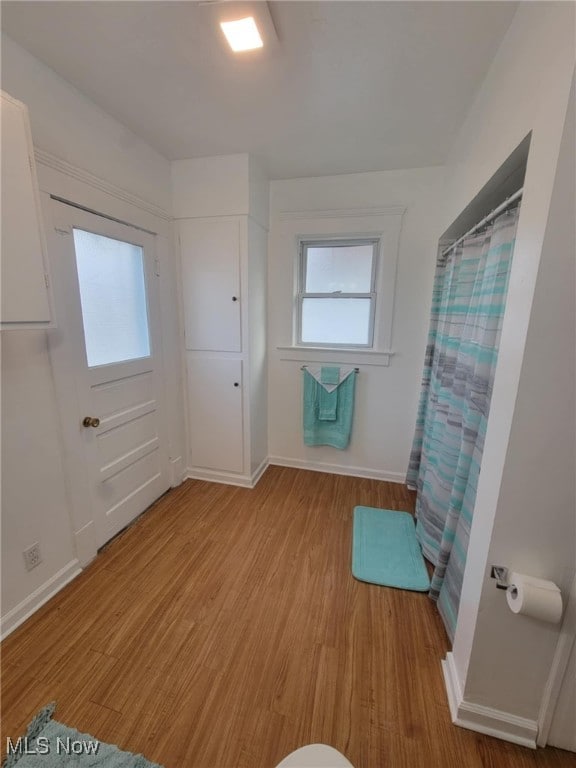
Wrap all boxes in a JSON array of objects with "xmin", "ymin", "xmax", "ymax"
[{"xmin": 82, "ymin": 416, "xmax": 100, "ymax": 428}]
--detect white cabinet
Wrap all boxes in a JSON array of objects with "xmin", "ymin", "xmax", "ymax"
[
  {"xmin": 187, "ymin": 358, "xmax": 244, "ymax": 473},
  {"xmin": 1, "ymin": 91, "xmax": 53, "ymax": 329},
  {"xmin": 180, "ymin": 218, "xmax": 241, "ymax": 352},
  {"xmin": 179, "ymin": 214, "xmax": 267, "ymax": 486}
]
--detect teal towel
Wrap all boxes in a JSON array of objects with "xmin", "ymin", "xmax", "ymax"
[
  {"xmin": 318, "ymin": 365, "xmax": 340, "ymax": 421},
  {"xmin": 318, "ymin": 386, "xmax": 338, "ymax": 421},
  {"xmin": 303, "ymin": 370, "xmax": 356, "ymax": 449},
  {"xmin": 321, "ymin": 366, "xmax": 340, "ymax": 385},
  {"xmin": 318, "ymin": 366, "xmax": 340, "ymax": 419}
]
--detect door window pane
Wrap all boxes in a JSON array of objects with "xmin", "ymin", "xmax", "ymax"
[
  {"xmin": 73, "ymin": 228, "xmax": 151, "ymax": 367},
  {"xmin": 305, "ymin": 244, "xmax": 374, "ymax": 293},
  {"xmin": 301, "ymin": 298, "xmax": 372, "ymax": 345}
]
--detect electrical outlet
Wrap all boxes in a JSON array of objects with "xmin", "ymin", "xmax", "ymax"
[{"xmin": 23, "ymin": 542, "xmax": 42, "ymax": 571}]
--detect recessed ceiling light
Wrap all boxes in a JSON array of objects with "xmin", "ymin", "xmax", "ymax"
[{"xmin": 220, "ymin": 16, "xmax": 264, "ymax": 52}]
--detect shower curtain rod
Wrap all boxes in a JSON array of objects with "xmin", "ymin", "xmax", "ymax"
[{"xmin": 441, "ymin": 187, "xmax": 523, "ymax": 258}]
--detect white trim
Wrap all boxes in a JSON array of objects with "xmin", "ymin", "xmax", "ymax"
[
  {"xmin": 455, "ymin": 702, "xmax": 538, "ymax": 749},
  {"xmin": 187, "ymin": 466, "xmax": 254, "ymax": 489},
  {"xmin": 74, "ymin": 522, "xmax": 97, "ymax": 567},
  {"xmin": 248, "ymin": 213, "xmax": 270, "ymax": 233},
  {"xmin": 278, "ymin": 206, "xmax": 406, "ymax": 221},
  {"xmin": 185, "ymin": 468, "xmax": 252, "ymax": 488},
  {"xmin": 537, "ymin": 574, "xmax": 576, "ymax": 746},
  {"xmin": 186, "ymin": 459, "xmax": 268, "ymax": 489},
  {"xmin": 36, "ymin": 155, "xmax": 172, "ymax": 240},
  {"xmin": 276, "ymin": 207, "xmax": 403, "ymax": 366},
  {"xmin": 0, "ymin": 560, "xmax": 82, "ymax": 640},
  {"xmin": 277, "ymin": 347, "xmax": 394, "ymax": 367},
  {"xmin": 170, "ymin": 456, "xmax": 185, "ymax": 488},
  {"xmin": 34, "ymin": 148, "xmax": 171, "ymax": 221},
  {"xmin": 268, "ymin": 456, "xmax": 406, "ymax": 484},
  {"xmin": 251, "ymin": 458, "xmax": 270, "ymax": 487},
  {"xmin": 173, "ymin": 212, "xmax": 269, "ymax": 232},
  {"xmin": 46, "ymin": 198, "xmax": 172, "ymax": 551},
  {"xmin": 297, "ymin": 236, "xmax": 379, "ymax": 349},
  {"xmin": 442, "ymin": 652, "xmax": 464, "ymax": 721},
  {"xmin": 442, "ymin": 653, "xmax": 538, "ymax": 749}
]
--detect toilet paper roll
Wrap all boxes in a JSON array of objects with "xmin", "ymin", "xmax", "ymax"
[{"xmin": 506, "ymin": 572, "xmax": 563, "ymax": 624}]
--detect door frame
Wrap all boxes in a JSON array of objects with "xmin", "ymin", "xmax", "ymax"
[
  {"xmin": 38, "ymin": 167, "xmax": 183, "ymax": 566},
  {"xmin": 537, "ymin": 574, "xmax": 576, "ymax": 747},
  {"xmin": 49, "ymin": 199, "xmax": 171, "ymax": 550}
]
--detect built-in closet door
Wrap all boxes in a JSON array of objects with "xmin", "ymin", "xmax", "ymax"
[
  {"xmin": 186, "ymin": 358, "xmax": 244, "ymax": 473},
  {"xmin": 180, "ymin": 218, "xmax": 241, "ymax": 352}
]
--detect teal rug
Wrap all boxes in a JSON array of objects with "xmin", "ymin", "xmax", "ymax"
[
  {"xmin": 3, "ymin": 704, "xmax": 163, "ymax": 767},
  {"xmin": 352, "ymin": 506, "xmax": 430, "ymax": 591}
]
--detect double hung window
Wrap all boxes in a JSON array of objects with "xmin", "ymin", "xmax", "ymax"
[{"xmin": 297, "ymin": 238, "xmax": 379, "ymax": 348}]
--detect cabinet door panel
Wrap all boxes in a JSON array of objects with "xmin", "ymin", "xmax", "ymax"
[
  {"xmin": 180, "ymin": 218, "xmax": 241, "ymax": 352},
  {"xmin": 187, "ymin": 357, "xmax": 244, "ymax": 473},
  {"xmin": 1, "ymin": 92, "xmax": 51, "ymax": 326}
]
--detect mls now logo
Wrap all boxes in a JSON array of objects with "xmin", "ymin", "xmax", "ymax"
[{"xmin": 7, "ymin": 736, "xmax": 100, "ymax": 756}]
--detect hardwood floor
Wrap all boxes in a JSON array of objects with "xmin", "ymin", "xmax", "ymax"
[{"xmin": 2, "ymin": 467, "xmax": 574, "ymax": 767}]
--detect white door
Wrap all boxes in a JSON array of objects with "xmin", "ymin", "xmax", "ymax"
[{"xmin": 50, "ymin": 200, "xmax": 170, "ymax": 548}]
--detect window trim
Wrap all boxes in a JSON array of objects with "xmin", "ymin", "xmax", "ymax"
[{"xmin": 297, "ymin": 237, "xmax": 380, "ymax": 349}]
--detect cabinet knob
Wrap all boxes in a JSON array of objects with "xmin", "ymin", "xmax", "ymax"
[
  {"xmin": 234, "ymin": 382, "xmax": 239, "ymax": 387},
  {"xmin": 82, "ymin": 416, "xmax": 100, "ymax": 428},
  {"xmin": 232, "ymin": 296, "xmax": 238, "ymax": 302}
]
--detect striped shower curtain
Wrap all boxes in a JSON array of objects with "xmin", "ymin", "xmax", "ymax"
[{"xmin": 407, "ymin": 203, "xmax": 521, "ymax": 640}]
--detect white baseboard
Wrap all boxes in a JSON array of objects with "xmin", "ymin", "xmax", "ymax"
[
  {"xmin": 74, "ymin": 521, "xmax": 97, "ymax": 567},
  {"xmin": 268, "ymin": 456, "xmax": 406, "ymax": 484},
  {"xmin": 187, "ymin": 458, "xmax": 269, "ymax": 489},
  {"xmin": 442, "ymin": 651, "xmax": 464, "ymax": 720},
  {"xmin": 537, "ymin": 573, "xmax": 576, "ymax": 748},
  {"xmin": 186, "ymin": 457, "xmax": 403, "ymax": 488},
  {"xmin": 442, "ymin": 652, "xmax": 538, "ymax": 749},
  {"xmin": 186, "ymin": 467, "xmax": 253, "ymax": 488},
  {"xmin": 251, "ymin": 458, "xmax": 269, "ymax": 487},
  {"xmin": 170, "ymin": 456, "xmax": 185, "ymax": 487},
  {"xmin": 0, "ymin": 560, "xmax": 82, "ymax": 640}
]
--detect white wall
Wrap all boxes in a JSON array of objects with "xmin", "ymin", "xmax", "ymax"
[
  {"xmin": 268, "ymin": 167, "xmax": 445, "ymax": 480},
  {"xmin": 248, "ymin": 217, "xmax": 269, "ymax": 476},
  {"xmin": 1, "ymin": 34, "xmax": 172, "ymax": 211},
  {"xmin": 464, "ymin": 68, "xmax": 575, "ymax": 724},
  {"xmin": 1, "ymin": 36, "xmax": 180, "ymax": 634},
  {"xmin": 1, "ymin": 332, "xmax": 78, "ymax": 620},
  {"xmin": 171, "ymin": 153, "xmax": 269, "ymax": 231},
  {"xmin": 548, "ymin": 634, "xmax": 576, "ymax": 750},
  {"xmin": 439, "ymin": 1, "xmax": 575, "ymax": 741},
  {"xmin": 172, "ymin": 154, "xmax": 249, "ymax": 220}
]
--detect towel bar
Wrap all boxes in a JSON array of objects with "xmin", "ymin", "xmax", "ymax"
[{"xmin": 300, "ymin": 365, "xmax": 359, "ymax": 372}]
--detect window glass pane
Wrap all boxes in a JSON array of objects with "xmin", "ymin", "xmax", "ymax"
[
  {"xmin": 73, "ymin": 228, "xmax": 151, "ymax": 368},
  {"xmin": 305, "ymin": 244, "xmax": 374, "ymax": 293},
  {"xmin": 301, "ymin": 298, "xmax": 372, "ymax": 345}
]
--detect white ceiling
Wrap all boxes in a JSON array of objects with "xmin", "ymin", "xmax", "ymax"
[{"xmin": 1, "ymin": 1, "xmax": 518, "ymax": 179}]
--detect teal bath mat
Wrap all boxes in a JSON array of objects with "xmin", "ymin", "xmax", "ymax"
[{"xmin": 352, "ymin": 506, "xmax": 430, "ymax": 591}]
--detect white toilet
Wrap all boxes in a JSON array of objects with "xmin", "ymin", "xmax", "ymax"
[{"xmin": 275, "ymin": 743, "xmax": 354, "ymax": 768}]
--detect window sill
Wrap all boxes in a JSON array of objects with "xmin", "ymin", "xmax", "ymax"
[{"xmin": 276, "ymin": 345, "xmax": 395, "ymax": 367}]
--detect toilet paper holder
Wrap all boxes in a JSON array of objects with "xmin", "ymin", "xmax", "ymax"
[{"xmin": 490, "ymin": 565, "xmax": 510, "ymax": 590}]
